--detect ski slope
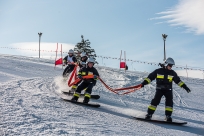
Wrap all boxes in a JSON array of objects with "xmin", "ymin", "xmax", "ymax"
[{"xmin": 0, "ymin": 54, "xmax": 204, "ymax": 135}]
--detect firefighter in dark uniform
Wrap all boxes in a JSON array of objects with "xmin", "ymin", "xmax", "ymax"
[
  {"xmin": 141, "ymin": 57, "xmax": 191, "ymax": 122},
  {"xmin": 71, "ymin": 57, "xmax": 99, "ymax": 103},
  {"xmin": 78, "ymin": 52, "xmax": 88, "ymax": 68},
  {"xmin": 62, "ymin": 49, "xmax": 77, "ymax": 77},
  {"xmin": 69, "ymin": 52, "xmax": 88, "ymax": 93}
]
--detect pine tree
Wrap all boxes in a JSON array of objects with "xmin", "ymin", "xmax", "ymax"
[{"xmin": 74, "ymin": 35, "xmax": 98, "ymax": 64}]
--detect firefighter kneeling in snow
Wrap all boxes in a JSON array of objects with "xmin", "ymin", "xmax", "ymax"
[
  {"xmin": 71, "ymin": 57, "xmax": 99, "ymax": 103},
  {"xmin": 141, "ymin": 57, "xmax": 191, "ymax": 122}
]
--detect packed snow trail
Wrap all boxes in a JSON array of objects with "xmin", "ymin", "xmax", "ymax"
[{"xmin": 0, "ymin": 54, "xmax": 204, "ymax": 135}]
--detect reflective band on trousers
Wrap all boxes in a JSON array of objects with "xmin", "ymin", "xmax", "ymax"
[
  {"xmin": 157, "ymin": 74, "xmax": 164, "ymax": 79},
  {"xmin": 72, "ymin": 85, "xmax": 77, "ymax": 89},
  {"xmin": 145, "ymin": 78, "xmax": 151, "ymax": 84},
  {"xmin": 74, "ymin": 92, "xmax": 80, "ymax": 98},
  {"xmin": 165, "ymin": 106, "xmax": 173, "ymax": 112},
  {"xmin": 168, "ymin": 75, "xmax": 174, "ymax": 82},
  {"xmin": 148, "ymin": 105, "xmax": 157, "ymax": 111},
  {"xmin": 85, "ymin": 93, "xmax": 91, "ymax": 98},
  {"xmin": 178, "ymin": 81, "xmax": 184, "ymax": 87}
]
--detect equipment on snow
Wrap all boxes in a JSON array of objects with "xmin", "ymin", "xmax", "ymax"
[
  {"xmin": 133, "ymin": 117, "xmax": 187, "ymax": 125},
  {"xmin": 61, "ymin": 98, "xmax": 100, "ymax": 108},
  {"xmin": 62, "ymin": 91, "xmax": 100, "ymax": 99}
]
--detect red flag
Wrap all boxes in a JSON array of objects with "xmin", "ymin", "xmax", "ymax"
[{"xmin": 55, "ymin": 58, "xmax": 63, "ymax": 65}]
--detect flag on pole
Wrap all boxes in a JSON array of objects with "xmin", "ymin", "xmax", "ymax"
[{"xmin": 55, "ymin": 58, "xmax": 63, "ymax": 65}]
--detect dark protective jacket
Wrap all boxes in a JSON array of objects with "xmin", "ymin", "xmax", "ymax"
[
  {"xmin": 79, "ymin": 56, "xmax": 88, "ymax": 68},
  {"xmin": 78, "ymin": 66, "xmax": 99, "ymax": 85},
  {"xmin": 142, "ymin": 68, "xmax": 185, "ymax": 90}
]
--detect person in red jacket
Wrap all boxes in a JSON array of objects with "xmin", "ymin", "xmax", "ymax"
[
  {"xmin": 141, "ymin": 57, "xmax": 191, "ymax": 122},
  {"xmin": 71, "ymin": 57, "xmax": 99, "ymax": 104}
]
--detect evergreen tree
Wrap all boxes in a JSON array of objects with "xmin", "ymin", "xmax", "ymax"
[{"xmin": 74, "ymin": 35, "xmax": 98, "ymax": 64}]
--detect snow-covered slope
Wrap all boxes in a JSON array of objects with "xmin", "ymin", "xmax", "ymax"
[{"xmin": 0, "ymin": 54, "xmax": 204, "ymax": 135}]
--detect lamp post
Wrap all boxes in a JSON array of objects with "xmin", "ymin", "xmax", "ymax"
[
  {"xmin": 38, "ymin": 32, "xmax": 42, "ymax": 58},
  {"xmin": 162, "ymin": 34, "xmax": 168, "ymax": 61}
]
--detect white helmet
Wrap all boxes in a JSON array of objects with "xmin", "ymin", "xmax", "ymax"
[
  {"xmin": 80, "ymin": 52, "xmax": 87, "ymax": 57},
  {"xmin": 87, "ymin": 57, "xmax": 95, "ymax": 63},
  {"xmin": 165, "ymin": 57, "xmax": 175, "ymax": 66},
  {"xmin": 68, "ymin": 49, "xmax": 74, "ymax": 54}
]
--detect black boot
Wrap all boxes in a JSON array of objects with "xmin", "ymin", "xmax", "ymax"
[
  {"xmin": 83, "ymin": 96, "xmax": 90, "ymax": 104},
  {"xmin": 71, "ymin": 96, "xmax": 79, "ymax": 102},
  {"xmin": 165, "ymin": 115, "xmax": 172, "ymax": 122},
  {"xmin": 145, "ymin": 114, "xmax": 152, "ymax": 120}
]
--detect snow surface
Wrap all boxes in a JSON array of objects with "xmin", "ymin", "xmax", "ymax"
[{"xmin": 0, "ymin": 54, "xmax": 204, "ymax": 136}]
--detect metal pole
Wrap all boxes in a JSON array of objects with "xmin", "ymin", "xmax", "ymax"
[
  {"xmin": 61, "ymin": 44, "xmax": 63, "ymax": 69},
  {"xmin": 186, "ymin": 64, "xmax": 188, "ymax": 79},
  {"xmin": 162, "ymin": 34, "xmax": 168, "ymax": 61},
  {"xmin": 164, "ymin": 40, "xmax": 166, "ymax": 61},
  {"xmin": 38, "ymin": 32, "xmax": 42, "ymax": 58}
]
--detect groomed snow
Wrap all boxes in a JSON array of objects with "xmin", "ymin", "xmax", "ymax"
[{"xmin": 0, "ymin": 54, "xmax": 204, "ymax": 135}]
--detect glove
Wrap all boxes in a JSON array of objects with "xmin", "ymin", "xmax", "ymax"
[
  {"xmin": 183, "ymin": 84, "xmax": 191, "ymax": 93},
  {"xmin": 141, "ymin": 80, "xmax": 148, "ymax": 88},
  {"xmin": 78, "ymin": 75, "xmax": 83, "ymax": 79},
  {"xmin": 93, "ymin": 75, "xmax": 98, "ymax": 80}
]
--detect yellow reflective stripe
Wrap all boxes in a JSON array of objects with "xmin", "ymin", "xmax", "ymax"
[
  {"xmin": 168, "ymin": 75, "xmax": 174, "ymax": 82},
  {"xmin": 165, "ymin": 106, "xmax": 173, "ymax": 112},
  {"xmin": 84, "ymin": 87, "xmax": 87, "ymax": 91},
  {"xmin": 72, "ymin": 85, "xmax": 77, "ymax": 89},
  {"xmin": 63, "ymin": 60, "xmax": 66, "ymax": 63},
  {"xmin": 85, "ymin": 93, "xmax": 91, "ymax": 98},
  {"xmin": 145, "ymin": 78, "xmax": 151, "ymax": 84},
  {"xmin": 178, "ymin": 81, "xmax": 184, "ymax": 87},
  {"xmin": 157, "ymin": 74, "xmax": 164, "ymax": 79},
  {"xmin": 148, "ymin": 105, "xmax": 156, "ymax": 111},
  {"xmin": 73, "ymin": 93, "xmax": 80, "ymax": 98},
  {"xmin": 78, "ymin": 72, "xmax": 82, "ymax": 74},
  {"xmin": 81, "ymin": 72, "xmax": 86, "ymax": 75}
]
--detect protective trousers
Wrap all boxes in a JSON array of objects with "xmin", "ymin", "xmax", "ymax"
[
  {"xmin": 75, "ymin": 82, "xmax": 94, "ymax": 94},
  {"xmin": 63, "ymin": 65, "xmax": 75, "ymax": 76},
  {"xmin": 148, "ymin": 89, "xmax": 173, "ymax": 116}
]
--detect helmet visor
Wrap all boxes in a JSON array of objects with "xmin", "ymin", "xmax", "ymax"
[{"xmin": 168, "ymin": 64, "xmax": 173, "ymax": 67}]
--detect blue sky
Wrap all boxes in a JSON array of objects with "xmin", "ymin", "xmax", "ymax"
[{"xmin": 0, "ymin": 0, "xmax": 204, "ymax": 73}]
